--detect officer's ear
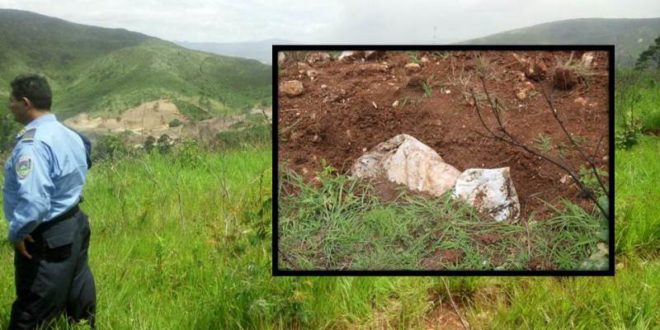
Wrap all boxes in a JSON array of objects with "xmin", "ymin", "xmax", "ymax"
[{"xmin": 21, "ymin": 97, "xmax": 33, "ymax": 109}]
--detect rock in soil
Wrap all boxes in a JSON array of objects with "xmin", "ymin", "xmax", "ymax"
[
  {"xmin": 357, "ymin": 63, "xmax": 389, "ymax": 73},
  {"xmin": 338, "ymin": 51, "xmax": 363, "ymax": 62},
  {"xmin": 453, "ymin": 167, "xmax": 520, "ymax": 222},
  {"xmin": 305, "ymin": 52, "xmax": 331, "ymax": 64},
  {"xmin": 405, "ymin": 62, "xmax": 422, "ymax": 73},
  {"xmin": 280, "ymin": 80, "xmax": 304, "ymax": 97},
  {"xmin": 306, "ymin": 69, "xmax": 319, "ymax": 80},
  {"xmin": 364, "ymin": 50, "xmax": 385, "ymax": 60},
  {"xmin": 297, "ymin": 62, "xmax": 312, "ymax": 71},
  {"xmin": 351, "ymin": 134, "xmax": 461, "ymax": 197},
  {"xmin": 580, "ymin": 52, "xmax": 595, "ymax": 68},
  {"xmin": 525, "ymin": 59, "xmax": 548, "ymax": 81}
]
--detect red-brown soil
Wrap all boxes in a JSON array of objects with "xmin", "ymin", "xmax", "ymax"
[{"xmin": 278, "ymin": 50, "xmax": 609, "ymax": 220}]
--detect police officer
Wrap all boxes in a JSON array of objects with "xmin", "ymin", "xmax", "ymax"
[{"xmin": 3, "ymin": 74, "xmax": 96, "ymax": 329}]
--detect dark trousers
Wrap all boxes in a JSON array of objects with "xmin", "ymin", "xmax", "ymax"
[{"xmin": 9, "ymin": 209, "xmax": 96, "ymax": 330}]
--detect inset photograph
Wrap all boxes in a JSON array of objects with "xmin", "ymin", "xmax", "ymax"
[{"xmin": 275, "ymin": 47, "xmax": 612, "ymax": 274}]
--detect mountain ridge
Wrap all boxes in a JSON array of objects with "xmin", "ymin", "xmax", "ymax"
[
  {"xmin": 0, "ymin": 9, "xmax": 271, "ymax": 119},
  {"xmin": 461, "ymin": 17, "xmax": 660, "ymax": 67}
]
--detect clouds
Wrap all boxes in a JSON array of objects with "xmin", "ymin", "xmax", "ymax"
[{"xmin": 0, "ymin": 0, "xmax": 658, "ymax": 43}]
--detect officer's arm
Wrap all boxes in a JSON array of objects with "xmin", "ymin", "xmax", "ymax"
[{"xmin": 8, "ymin": 141, "xmax": 55, "ymax": 243}]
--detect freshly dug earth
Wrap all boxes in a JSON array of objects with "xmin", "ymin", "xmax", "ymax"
[{"xmin": 278, "ymin": 50, "xmax": 610, "ymax": 220}]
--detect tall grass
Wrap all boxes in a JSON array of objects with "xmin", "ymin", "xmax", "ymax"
[
  {"xmin": 0, "ymin": 147, "xmax": 656, "ymax": 329},
  {"xmin": 0, "ymin": 148, "xmax": 462, "ymax": 329},
  {"xmin": 615, "ymin": 136, "xmax": 660, "ymax": 255},
  {"xmin": 279, "ymin": 168, "xmax": 606, "ymax": 271}
]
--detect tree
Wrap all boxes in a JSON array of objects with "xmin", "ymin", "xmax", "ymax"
[
  {"xmin": 144, "ymin": 135, "xmax": 156, "ymax": 153},
  {"xmin": 168, "ymin": 118, "xmax": 183, "ymax": 128},
  {"xmin": 157, "ymin": 134, "xmax": 172, "ymax": 154},
  {"xmin": 635, "ymin": 36, "xmax": 660, "ymax": 71}
]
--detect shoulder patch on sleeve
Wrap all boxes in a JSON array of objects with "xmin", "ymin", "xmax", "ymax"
[{"xmin": 15, "ymin": 154, "xmax": 33, "ymax": 179}]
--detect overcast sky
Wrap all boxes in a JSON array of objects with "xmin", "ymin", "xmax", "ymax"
[{"xmin": 1, "ymin": 0, "xmax": 658, "ymax": 43}]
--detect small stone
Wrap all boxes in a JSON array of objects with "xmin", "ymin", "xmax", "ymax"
[
  {"xmin": 574, "ymin": 97, "xmax": 588, "ymax": 107},
  {"xmin": 364, "ymin": 50, "xmax": 385, "ymax": 60},
  {"xmin": 371, "ymin": 101, "xmax": 377, "ymax": 109},
  {"xmin": 321, "ymin": 84, "xmax": 327, "ymax": 89},
  {"xmin": 297, "ymin": 62, "xmax": 312, "ymax": 71},
  {"xmin": 358, "ymin": 63, "xmax": 389, "ymax": 73},
  {"xmin": 445, "ymin": 89, "xmax": 451, "ymax": 94},
  {"xmin": 405, "ymin": 63, "xmax": 422, "ymax": 73},
  {"xmin": 392, "ymin": 100, "xmax": 399, "ymax": 107},
  {"xmin": 305, "ymin": 52, "xmax": 331, "ymax": 64},
  {"xmin": 560, "ymin": 174, "xmax": 572, "ymax": 184},
  {"xmin": 306, "ymin": 69, "xmax": 319, "ymax": 80},
  {"xmin": 338, "ymin": 50, "xmax": 362, "ymax": 61},
  {"xmin": 420, "ymin": 56, "xmax": 430, "ymax": 63},
  {"xmin": 525, "ymin": 59, "xmax": 548, "ymax": 81},
  {"xmin": 580, "ymin": 52, "xmax": 595, "ymax": 68},
  {"xmin": 280, "ymin": 80, "xmax": 304, "ymax": 97}
]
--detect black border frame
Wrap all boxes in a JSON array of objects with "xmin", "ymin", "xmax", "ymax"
[{"xmin": 272, "ymin": 45, "xmax": 615, "ymax": 277}]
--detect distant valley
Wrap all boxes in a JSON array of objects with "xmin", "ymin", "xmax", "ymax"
[{"xmin": 175, "ymin": 18, "xmax": 660, "ymax": 69}]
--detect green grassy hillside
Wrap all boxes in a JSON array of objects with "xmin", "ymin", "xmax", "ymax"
[
  {"xmin": 463, "ymin": 18, "xmax": 660, "ymax": 67},
  {"xmin": 0, "ymin": 9, "xmax": 271, "ymax": 119},
  {"xmin": 1, "ymin": 143, "xmax": 657, "ymax": 329}
]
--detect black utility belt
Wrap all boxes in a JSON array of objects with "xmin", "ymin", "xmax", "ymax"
[{"xmin": 31, "ymin": 204, "xmax": 80, "ymax": 237}]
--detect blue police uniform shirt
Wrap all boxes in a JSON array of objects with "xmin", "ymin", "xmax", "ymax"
[{"xmin": 3, "ymin": 114, "xmax": 88, "ymax": 243}]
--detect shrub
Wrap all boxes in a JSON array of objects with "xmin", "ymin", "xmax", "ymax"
[
  {"xmin": 215, "ymin": 124, "xmax": 270, "ymax": 149},
  {"xmin": 169, "ymin": 118, "xmax": 183, "ymax": 127},
  {"xmin": 144, "ymin": 135, "xmax": 156, "ymax": 153},
  {"xmin": 157, "ymin": 134, "xmax": 172, "ymax": 154},
  {"xmin": 93, "ymin": 135, "xmax": 128, "ymax": 161}
]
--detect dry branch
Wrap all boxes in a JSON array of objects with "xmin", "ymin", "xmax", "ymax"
[{"xmin": 470, "ymin": 75, "xmax": 608, "ymax": 217}]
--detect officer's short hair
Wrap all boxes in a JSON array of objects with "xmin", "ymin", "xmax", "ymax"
[{"xmin": 10, "ymin": 74, "xmax": 52, "ymax": 110}]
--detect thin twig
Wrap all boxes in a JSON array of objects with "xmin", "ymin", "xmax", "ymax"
[
  {"xmin": 539, "ymin": 85, "xmax": 608, "ymax": 196},
  {"xmin": 592, "ymin": 134, "xmax": 605, "ymax": 162},
  {"xmin": 471, "ymin": 77, "xmax": 608, "ymax": 217},
  {"xmin": 442, "ymin": 278, "xmax": 470, "ymax": 330}
]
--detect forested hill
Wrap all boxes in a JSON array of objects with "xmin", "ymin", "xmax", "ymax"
[{"xmin": 0, "ymin": 9, "xmax": 271, "ymax": 119}]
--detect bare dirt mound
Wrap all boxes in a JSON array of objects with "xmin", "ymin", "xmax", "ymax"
[
  {"xmin": 65, "ymin": 100, "xmax": 272, "ymax": 144},
  {"xmin": 278, "ymin": 50, "xmax": 610, "ymax": 220},
  {"xmin": 65, "ymin": 99, "xmax": 188, "ymax": 137}
]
